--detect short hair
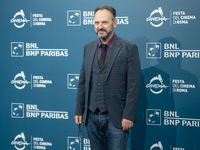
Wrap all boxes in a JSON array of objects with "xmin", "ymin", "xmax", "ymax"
[{"xmin": 94, "ymin": 5, "xmax": 116, "ymax": 20}]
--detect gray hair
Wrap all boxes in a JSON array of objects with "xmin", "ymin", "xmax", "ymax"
[{"xmin": 94, "ymin": 5, "xmax": 116, "ymax": 20}]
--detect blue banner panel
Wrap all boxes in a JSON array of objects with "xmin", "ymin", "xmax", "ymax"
[{"xmin": 0, "ymin": 0, "xmax": 200, "ymax": 150}]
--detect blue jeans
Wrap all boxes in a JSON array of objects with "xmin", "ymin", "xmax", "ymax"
[{"xmin": 86, "ymin": 110, "xmax": 129, "ymax": 150}]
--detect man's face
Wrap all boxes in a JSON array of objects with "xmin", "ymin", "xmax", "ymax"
[{"xmin": 94, "ymin": 9, "xmax": 117, "ymax": 40}]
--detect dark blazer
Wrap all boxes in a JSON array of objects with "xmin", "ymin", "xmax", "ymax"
[{"xmin": 75, "ymin": 35, "xmax": 141, "ymax": 128}]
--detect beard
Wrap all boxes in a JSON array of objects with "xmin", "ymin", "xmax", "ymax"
[{"xmin": 96, "ymin": 28, "xmax": 113, "ymax": 40}]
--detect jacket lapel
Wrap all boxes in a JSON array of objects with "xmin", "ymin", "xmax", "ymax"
[
  {"xmin": 105, "ymin": 36, "xmax": 122, "ymax": 81},
  {"xmin": 86, "ymin": 40, "xmax": 98, "ymax": 82}
]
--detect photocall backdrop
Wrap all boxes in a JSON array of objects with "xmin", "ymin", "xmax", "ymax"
[{"xmin": 0, "ymin": 0, "xmax": 200, "ymax": 150}]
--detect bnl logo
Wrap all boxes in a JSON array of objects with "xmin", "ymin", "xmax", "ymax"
[
  {"xmin": 11, "ymin": 42, "xmax": 24, "ymax": 57},
  {"xmin": 67, "ymin": 74, "xmax": 80, "ymax": 89},
  {"xmin": 68, "ymin": 137, "xmax": 81, "ymax": 150},
  {"xmin": 146, "ymin": 42, "xmax": 161, "ymax": 59},
  {"xmin": 67, "ymin": 10, "xmax": 81, "ymax": 26},
  {"xmin": 11, "ymin": 103, "xmax": 24, "ymax": 118},
  {"xmin": 146, "ymin": 109, "xmax": 161, "ymax": 126}
]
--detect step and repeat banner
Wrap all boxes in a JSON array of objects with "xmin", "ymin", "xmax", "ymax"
[{"xmin": 0, "ymin": 0, "xmax": 200, "ymax": 150}]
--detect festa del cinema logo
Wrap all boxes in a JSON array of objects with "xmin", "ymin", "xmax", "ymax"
[
  {"xmin": 67, "ymin": 74, "xmax": 80, "ymax": 89},
  {"xmin": 146, "ymin": 74, "xmax": 169, "ymax": 94},
  {"xmin": 11, "ymin": 132, "xmax": 52, "ymax": 150},
  {"xmin": 11, "ymin": 42, "xmax": 68, "ymax": 57},
  {"xmin": 146, "ymin": 7, "xmax": 169, "ymax": 27},
  {"xmin": 11, "ymin": 71, "xmax": 30, "ymax": 90},
  {"xmin": 11, "ymin": 132, "xmax": 30, "ymax": 150},
  {"xmin": 10, "ymin": 9, "xmax": 52, "ymax": 28},
  {"xmin": 146, "ymin": 7, "xmax": 196, "ymax": 27},
  {"xmin": 150, "ymin": 141, "xmax": 185, "ymax": 150},
  {"xmin": 150, "ymin": 141, "xmax": 163, "ymax": 150},
  {"xmin": 11, "ymin": 71, "xmax": 52, "ymax": 90},
  {"xmin": 67, "ymin": 10, "xmax": 129, "ymax": 26},
  {"xmin": 10, "ymin": 10, "xmax": 30, "ymax": 28}
]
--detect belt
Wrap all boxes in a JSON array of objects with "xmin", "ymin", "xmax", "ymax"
[{"xmin": 94, "ymin": 108, "xmax": 108, "ymax": 114}]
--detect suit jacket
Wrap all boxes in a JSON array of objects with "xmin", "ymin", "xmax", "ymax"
[{"xmin": 75, "ymin": 35, "xmax": 141, "ymax": 128}]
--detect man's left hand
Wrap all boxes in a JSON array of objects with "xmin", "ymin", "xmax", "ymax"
[{"xmin": 121, "ymin": 118, "xmax": 134, "ymax": 131}]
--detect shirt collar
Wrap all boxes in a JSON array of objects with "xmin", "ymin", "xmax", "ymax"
[{"xmin": 98, "ymin": 32, "xmax": 116, "ymax": 48}]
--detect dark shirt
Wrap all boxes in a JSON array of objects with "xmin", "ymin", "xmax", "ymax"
[{"xmin": 98, "ymin": 32, "xmax": 116, "ymax": 62}]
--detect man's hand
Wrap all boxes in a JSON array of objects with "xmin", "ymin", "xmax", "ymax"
[
  {"xmin": 75, "ymin": 115, "xmax": 83, "ymax": 124},
  {"xmin": 121, "ymin": 118, "xmax": 134, "ymax": 131}
]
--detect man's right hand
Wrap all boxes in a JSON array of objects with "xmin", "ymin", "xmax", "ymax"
[{"xmin": 75, "ymin": 115, "xmax": 83, "ymax": 124}]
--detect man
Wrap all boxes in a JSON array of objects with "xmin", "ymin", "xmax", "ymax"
[{"xmin": 75, "ymin": 5, "xmax": 141, "ymax": 150}]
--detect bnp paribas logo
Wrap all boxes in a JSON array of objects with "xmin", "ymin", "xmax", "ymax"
[
  {"xmin": 146, "ymin": 109, "xmax": 161, "ymax": 126},
  {"xmin": 67, "ymin": 10, "xmax": 81, "ymax": 26},
  {"xmin": 11, "ymin": 42, "xmax": 24, "ymax": 57},
  {"xmin": 11, "ymin": 103, "xmax": 24, "ymax": 118},
  {"xmin": 67, "ymin": 74, "xmax": 80, "ymax": 89},
  {"xmin": 67, "ymin": 137, "xmax": 81, "ymax": 150},
  {"xmin": 146, "ymin": 42, "xmax": 161, "ymax": 59}
]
